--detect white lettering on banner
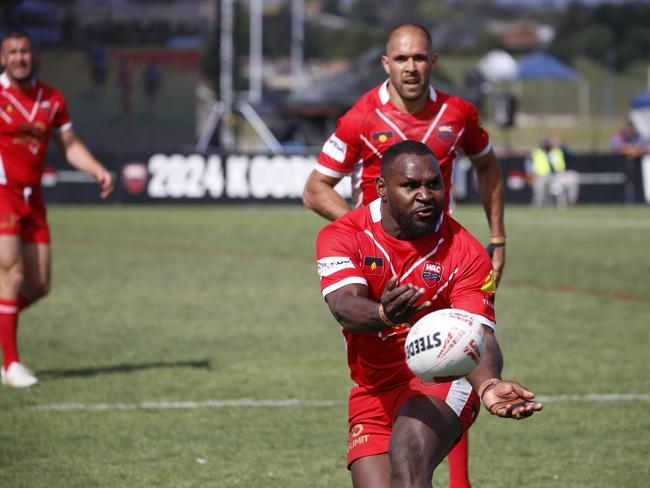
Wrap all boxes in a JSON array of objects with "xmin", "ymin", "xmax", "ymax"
[
  {"xmin": 147, "ymin": 153, "xmax": 170, "ymax": 198},
  {"xmin": 249, "ymin": 155, "xmax": 272, "ymax": 198},
  {"xmin": 147, "ymin": 154, "xmax": 225, "ymax": 198},
  {"xmin": 205, "ymin": 155, "xmax": 225, "ymax": 197},
  {"xmin": 144, "ymin": 153, "xmax": 345, "ymax": 200},
  {"xmin": 226, "ymin": 156, "xmax": 250, "ymax": 198}
]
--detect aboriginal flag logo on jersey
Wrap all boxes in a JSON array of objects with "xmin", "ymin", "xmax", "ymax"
[
  {"xmin": 422, "ymin": 261, "xmax": 443, "ymax": 288},
  {"xmin": 372, "ymin": 131, "xmax": 393, "ymax": 143},
  {"xmin": 363, "ymin": 256, "xmax": 384, "ymax": 275}
]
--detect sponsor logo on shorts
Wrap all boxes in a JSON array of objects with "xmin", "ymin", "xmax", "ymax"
[
  {"xmin": 322, "ymin": 134, "xmax": 347, "ymax": 163},
  {"xmin": 347, "ymin": 424, "xmax": 370, "ymax": 452},
  {"xmin": 317, "ymin": 256, "xmax": 354, "ymax": 277},
  {"xmin": 421, "ymin": 261, "xmax": 443, "ymax": 288}
]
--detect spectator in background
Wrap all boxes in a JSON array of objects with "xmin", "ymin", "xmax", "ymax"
[
  {"xmin": 117, "ymin": 58, "xmax": 132, "ymax": 116},
  {"xmin": 526, "ymin": 137, "xmax": 579, "ymax": 207},
  {"xmin": 612, "ymin": 120, "xmax": 648, "ymax": 203},
  {"xmin": 142, "ymin": 62, "xmax": 161, "ymax": 117},
  {"xmin": 611, "ymin": 120, "xmax": 648, "ymax": 159},
  {"xmin": 85, "ymin": 37, "xmax": 108, "ymax": 99}
]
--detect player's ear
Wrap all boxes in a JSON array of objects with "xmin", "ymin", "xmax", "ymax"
[
  {"xmin": 376, "ymin": 177, "xmax": 387, "ymax": 201},
  {"xmin": 381, "ymin": 55, "xmax": 390, "ymax": 75}
]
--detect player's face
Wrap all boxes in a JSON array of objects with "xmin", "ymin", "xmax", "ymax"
[
  {"xmin": 378, "ymin": 153, "xmax": 445, "ymax": 240},
  {"xmin": 382, "ymin": 31, "xmax": 437, "ymax": 103},
  {"xmin": 1, "ymin": 37, "xmax": 35, "ymax": 83}
]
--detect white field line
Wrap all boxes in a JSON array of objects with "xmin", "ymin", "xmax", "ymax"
[{"xmin": 27, "ymin": 393, "xmax": 650, "ymax": 412}]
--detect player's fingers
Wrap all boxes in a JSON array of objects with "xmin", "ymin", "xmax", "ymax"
[
  {"xmin": 385, "ymin": 276, "xmax": 399, "ymax": 291},
  {"xmin": 413, "ymin": 300, "xmax": 432, "ymax": 313},
  {"xmin": 388, "ymin": 287, "xmax": 421, "ymax": 311},
  {"xmin": 403, "ymin": 287, "xmax": 425, "ymax": 309},
  {"xmin": 510, "ymin": 382, "xmax": 537, "ymax": 400},
  {"xmin": 511, "ymin": 401, "xmax": 543, "ymax": 419}
]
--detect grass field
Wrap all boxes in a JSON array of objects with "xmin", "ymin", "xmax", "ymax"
[{"xmin": 0, "ymin": 204, "xmax": 649, "ymax": 487}]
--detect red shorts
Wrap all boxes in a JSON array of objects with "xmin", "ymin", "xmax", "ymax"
[
  {"xmin": 0, "ymin": 185, "xmax": 50, "ymax": 244},
  {"xmin": 346, "ymin": 377, "xmax": 480, "ymax": 467}
]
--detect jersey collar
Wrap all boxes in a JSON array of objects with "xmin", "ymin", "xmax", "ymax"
[
  {"xmin": 378, "ymin": 80, "xmax": 437, "ymax": 105},
  {"xmin": 0, "ymin": 72, "xmax": 37, "ymax": 90}
]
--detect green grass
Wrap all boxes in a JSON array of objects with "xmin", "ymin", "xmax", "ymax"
[{"xmin": 1, "ymin": 204, "xmax": 649, "ymax": 487}]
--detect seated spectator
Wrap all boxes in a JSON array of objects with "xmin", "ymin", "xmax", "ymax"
[{"xmin": 525, "ymin": 137, "xmax": 579, "ymax": 207}]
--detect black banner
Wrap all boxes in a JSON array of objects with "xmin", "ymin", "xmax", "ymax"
[{"xmin": 41, "ymin": 151, "xmax": 649, "ymax": 205}]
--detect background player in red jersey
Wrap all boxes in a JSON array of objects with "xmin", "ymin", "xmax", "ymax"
[
  {"xmin": 0, "ymin": 31, "xmax": 113, "ymax": 388},
  {"xmin": 316, "ymin": 141, "xmax": 541, "ymax": 488},
  {"xmin": 304, "ymin": 23, "xmax": 505, "ymax": 487}
]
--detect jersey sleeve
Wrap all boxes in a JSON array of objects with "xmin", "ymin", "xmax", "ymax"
[
  {"xmin": 448, "ymin": 236, "xmax": 496, "ymax": 329},
  {"xmin": 51, "ymin": 91, "xmax": 72, "ymax": 133},
  {"xmin": 459, "ymin": 100, "xmax": 491, "ymax": 159},
  {"xmin": 315, "ymin": 105, "xmax": 364, "ymax": 178},
  {"xmin": 316, "ymin": 222, "xmax": 366, "ymax": 298}
]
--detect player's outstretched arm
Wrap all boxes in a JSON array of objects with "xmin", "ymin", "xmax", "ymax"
[
  {"xmin": 467, "ymin": 327, "xmax": 542, "ymax": 420},
  {"xmin": 302, "ymin": 170, "xmax": 348, "ymax": 221},
  {"xmin": 471, "ymin": 149, "xmax": 506, "ymax": 287},
  {"xmin": 479, "ymin": 380, "xmax": 543, "ymax": 420},
  {"xmin": 54, "ymin": 129, "xmax": 114, "ymax": 198}
]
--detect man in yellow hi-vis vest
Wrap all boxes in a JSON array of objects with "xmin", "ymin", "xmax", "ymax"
[{"xmin": 525, "ymin": 137, "xmax": 579, "ymax": 207}]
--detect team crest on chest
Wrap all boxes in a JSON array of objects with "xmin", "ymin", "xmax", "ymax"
[
  {"xmin": 421, "ymin": 261, "xmax": 443, "ymax": 288},
  {"xmin": 437, "ymin": 125, "xmax": 455, "ymax": 144}
]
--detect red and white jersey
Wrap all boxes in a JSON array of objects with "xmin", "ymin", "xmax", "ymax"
[
  {"xmin": 316, "ymin": 81, "xmax": 491, "ymax": 211},
  {"xmin": 0, "ymin": 72, "xmax": 72, "ymax": 187},
  {"xmin": 316, "ymin": 199, "xmax": 496, "ymax": 391}
]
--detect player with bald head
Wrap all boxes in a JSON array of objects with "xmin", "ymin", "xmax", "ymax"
[
  {"xmin": 315, "ymin": 140, "xmax": 541, "ymax": 488},
  {"xmin": 304, "ymin": 23, "xmax": 508, "ymax": 487}
]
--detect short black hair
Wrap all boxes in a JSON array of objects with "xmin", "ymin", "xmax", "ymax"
[{"xmin": 381, "ymin": 140, "xmax": 437, "ymax": 176}]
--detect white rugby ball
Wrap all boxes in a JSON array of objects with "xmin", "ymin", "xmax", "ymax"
[{"xmin": 405, "ymin": 308, "xmax": 486, "ymax": 382}]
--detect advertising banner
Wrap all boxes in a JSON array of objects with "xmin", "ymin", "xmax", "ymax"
[{"xmin": 41, "ymin": 151, "xmax": 647, "ymax": 205}]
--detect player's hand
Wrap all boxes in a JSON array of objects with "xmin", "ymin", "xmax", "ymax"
[
  {"xmin": 95, "ymin": 166, "xmax": 114, "ymax": 199},
  {"xmin": 486, "ymin": 242, "xmax": 506, "ymax": 288},
  {"xmin": 481, "ymin": 380, "xmax": 543, "ymax": 420},
  {"xmin": 380, "ymin": 276, "xmax": 431, "ymax": 325}
]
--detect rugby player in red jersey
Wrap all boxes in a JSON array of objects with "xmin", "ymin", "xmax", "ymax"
[
  {"xmin": 316, "ymin": 141, "xmax": 541, "ymax": 488},
  {"xmin": 304, "ymin": 23, "xmax": 507, "ymax": 487},
  {"xmin": 0, "ymin": 31, "xmax": 113, "ymax": 387}
]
